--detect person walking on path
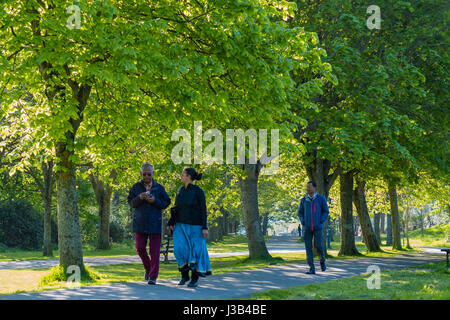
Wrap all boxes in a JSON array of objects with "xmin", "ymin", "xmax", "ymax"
[
  {"xmin": 167, "ymin": 167, "xmax": 212, "ymax": 288},
  {"xmin": 127, "ymin": 162, "xmax": 171, "ymax": 285},
  {"xmin": 298, "ymin": 181, "xmax": 329, "ymax": 274}
]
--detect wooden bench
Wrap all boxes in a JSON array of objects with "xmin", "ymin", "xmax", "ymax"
[
  {"xmin": 160, "ymin": 234, "xmax": 174, "ymax": 263},
  {"xmin": 441, "ymin": 248, "xmax": 450, "ymax": 268}
]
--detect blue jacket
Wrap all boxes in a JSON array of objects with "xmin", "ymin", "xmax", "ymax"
[
  {"xmin": 127, "ymin": 180, "xmax": 171, "ymax": 234},
  {"xmin": 297, "ymin": 193, "xmax": 329, "ymax": 231}
]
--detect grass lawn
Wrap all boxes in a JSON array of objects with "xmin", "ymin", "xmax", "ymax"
[
  {"xmin": 247, "ymin": 260, "xmax": 450, "ymax": 300},
  {"xmin": 298, "ymin": 237, "xmax": 420, "ymax": 258},
  {"xmin": 0, "ymin": 235, "xmax": 269, "ymax": 262},
  {"xmin": 206, "ymin": 235, "xmax": 271, "ymax": 253},
  {"xmin": 0, "ymin": 242, "xmax": 138, "ymax": 262},
  {"xmin": 408, "ymin": 223, "xmax": 449, "ymax": 248},
  {"xmin": 0, "ymin": 243, "xmax": 419, "ymax": 295}
]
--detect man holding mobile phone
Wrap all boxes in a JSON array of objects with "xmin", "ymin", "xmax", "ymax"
[{"xmin": 127, "ymin": 162, "xmax": 171, "ymax": 285}]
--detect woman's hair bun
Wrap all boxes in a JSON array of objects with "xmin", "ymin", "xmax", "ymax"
[
  {"xmin": 194, "ymin": 172, "xmax": 202, "ymax": 180},
  {"xmin": 184, "ymin": 167, "xmax": 202, "ymax": 181}
]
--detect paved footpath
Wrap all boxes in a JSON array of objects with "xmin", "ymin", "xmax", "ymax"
[
  {"xmin": 1, "ymin": 251, "xmax": 445, "ymax": 300},
  {"xmin": 0, "ymin": 236, "xmax": 305, "ymax": 270}
]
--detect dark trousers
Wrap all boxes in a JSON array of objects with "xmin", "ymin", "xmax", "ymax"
[
  {"xmin": 304, "ymin": 228, "xmax": 325, "ymax": 271},
  {"xmin": 135, "ymin": 233, "xmax": 161, "ymax": 280}
]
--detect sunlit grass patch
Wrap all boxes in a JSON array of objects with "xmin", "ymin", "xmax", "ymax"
[
  {"xmin": 248, "ymin": 261, "xmax": 450, "ymax": 300},
  {"xmin": 39, "ymin": 264, "xmax": 101, "ymax": 286}
]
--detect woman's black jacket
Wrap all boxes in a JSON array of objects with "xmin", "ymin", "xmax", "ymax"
[{"xmin": 167, "ymin": 183, "xmax": 208, "ymax": 230}]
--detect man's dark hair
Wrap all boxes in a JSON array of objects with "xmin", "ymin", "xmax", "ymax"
[{"xmin": 307, "ymin": 181, "xmax": 317, "ymax": 188}]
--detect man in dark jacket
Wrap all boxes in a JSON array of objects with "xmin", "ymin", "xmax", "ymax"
[
  {"xmin": 127, "ymin": 162, "xmax": 171, "ymax": 284},
  {"xmin": 298, "ymin": 181, "xmax": 329, "ymax": 274}
]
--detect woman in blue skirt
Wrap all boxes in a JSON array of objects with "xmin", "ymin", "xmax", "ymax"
[{"xmin": 167, "ymin": 167, "xmax": 212, "ymax": 288}]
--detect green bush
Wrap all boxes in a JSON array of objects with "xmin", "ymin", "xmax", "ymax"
[
  {"xmin": 0, "ymin": 198, "xmax": 43, "ymax": 250},
  {"xmin": 109, "ymin": 219, "xmax": 125, "ymax": 243},
  {"xmin": 80, "ymin": 210, "xmax": 98, "ymax": 245}
]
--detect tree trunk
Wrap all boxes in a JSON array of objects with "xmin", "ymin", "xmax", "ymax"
[
  {"xmin": 354, "ymin": 216, "xmax": 360, "ymax": 238},
  {"xmin": 305, "ymin": 156, "xmax": 341, "ymax": 256},
  {"xmin": 386, "ymin": 213, "xmax": 393, "ymax": 246},
  {"xmin": 353, "ymin": 179, "xmax": 381, "ymax": 252},
  {"xmin": 380, "ymin": 212, "xmax": 385, "ymax": 234},
  {"xmin": 55, "ymin": 138, "xmax": 84, "ymax": 270},
  {"xmin": 373, "ymin": 212, "xmax": 381, "ymax": 244},
  {"xmin": 388, "ymin": 182, "xmax": 402, "ymax": 250},
  {"xmin": 42, "ymin": 161, "xmax": 55, "ymax": 256},
  {"xmin": 262, "ymin": 212, "xmax": 269, "ymax": 236},
  {"xmin": 338, "ymin": 171, "xmax": 359, "ymax": 256},
  {"xmin": 89, "ymin": 171, "xmax": 115, "ymax": 250},
  {"xmin": 222, "ymin": 209, "xmax": 228, "ymax": 236},
  {"xmin": 404, "ymin": 207, "xmax": 411, "ymax": 249},
  {"xmin": 330, "ymin": 220, "xmax": 335, "ymax": 241},
  {"xmin": 239, "ymin": 162, "xmax": 271, "ymax": 259},
  {"xmin": 419, "ymin": 208, "xmax": 424, "ymax": 237},
  {"xmin": 54, "ymin": 82, "xmax": 91, "ymax": 270}
]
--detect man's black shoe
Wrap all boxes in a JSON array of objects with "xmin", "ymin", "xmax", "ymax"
[
  {"xmin": 187, "ymin": 280, "xmax": 198, "ymax": 288},
  {"xmin": 147, "ymin": 279, "xmax": 156, "ymax": 285},
  {"xmin": 306, "ymin": 269, "xmax": 316, "ymax": 275},
  {"xmin": 321, "ymin": 261, "xmax": 327, "ymax": 272},
  {"xmin": 144, "ymin": 270, "xmax": 150, "ymax": 281}
]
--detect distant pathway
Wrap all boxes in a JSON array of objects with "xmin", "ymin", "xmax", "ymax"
[{"xmin": 0, "ymin": 236, "xmax": 305, "ymax": 270}]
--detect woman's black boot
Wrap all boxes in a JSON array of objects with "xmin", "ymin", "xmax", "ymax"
[
  {"xmin": 187, "ymin": 269, "xmax": 199, "ymax": 287},
  {"xmin": 178, "ymin": 267, "xmax": 190, "ymax": 285}
]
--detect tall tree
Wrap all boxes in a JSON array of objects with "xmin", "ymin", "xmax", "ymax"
[
  {"xmin": 89, "ymin": 169, "xmax": 116, "ymax": 250},
  {"xmin": 353, "ymin": 178, "xmax": 381, "ymax": 252},
  {"xmin": 3, "ymin": 0, "xmax": 333, "ymax": 268},
  {"xmin": 387, "ymin": 181, "xmax": 402, "ymax": 250},
  {"xmin": 338, "ymin": 171, "xmax": 359, "ymax": 255}
]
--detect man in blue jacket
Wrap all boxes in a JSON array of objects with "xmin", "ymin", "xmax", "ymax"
[
  {"xmin": 128, "ymin": 162, "xmax": 171, "ymax": 284},
  {"xmin": 298, "ymin": 181, "xmax": 329, "ymax": 274}
]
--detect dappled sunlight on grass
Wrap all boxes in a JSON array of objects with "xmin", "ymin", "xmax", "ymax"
[
  {"xmin": 207, "ymin": 235, "xmax": 271, "ymax": 253},
  {"xmin": 408, "ymin": 223, "xmax": 449, "ymax": 248},
  {"xmin": 249, "ymin": 261, "xmax": 450, "ymax": 300}
]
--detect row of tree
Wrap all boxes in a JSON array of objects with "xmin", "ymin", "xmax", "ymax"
[{"xmin": 1, "ymin": 0, "xmax": 448, "ymax": 273}]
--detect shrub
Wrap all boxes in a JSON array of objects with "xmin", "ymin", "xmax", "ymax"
[{"xmin": 0, "ymin": 198, "xmax": 43, "ymax": 250}]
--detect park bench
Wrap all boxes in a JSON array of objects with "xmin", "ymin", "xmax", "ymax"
[
  {"xmin": 441, "ymin": 248, "xmax": 450, "ymax": 268},
  {"xmin": 160, "ymin": 234, "xmax": 174, "ymax": 263}
]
